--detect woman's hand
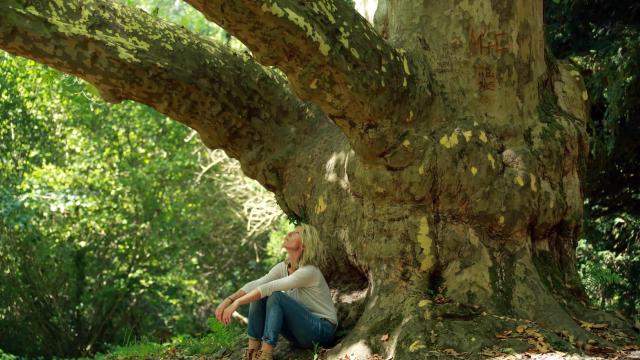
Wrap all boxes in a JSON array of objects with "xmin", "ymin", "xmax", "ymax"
[
  {"xmin": 215, "ymin": 298, "xmax": 232, "ymax": 323},
  {"xmin": 222, "ymin": 300, "xmax": 240, "ymax": 325}
]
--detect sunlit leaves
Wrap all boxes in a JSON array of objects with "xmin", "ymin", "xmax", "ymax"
[{"xmin": 0, "ymin": 49, "xmax": 280, "ymax": 356}]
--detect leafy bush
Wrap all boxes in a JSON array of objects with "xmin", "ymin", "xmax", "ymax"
[
  {"xmin": 0, "ymin": 50, "xmax": 281, "ymax": 357},
  {"xmin": 578, "ymin": 214, "xmax": 640, "ymax": 319}
]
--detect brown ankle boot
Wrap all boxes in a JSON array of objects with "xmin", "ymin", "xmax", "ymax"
[{"xmin": 254, "ymin": 349, "xmax": 273, "ymax": 360}]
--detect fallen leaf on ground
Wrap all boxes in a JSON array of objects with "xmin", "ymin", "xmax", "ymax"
[
  {"xmin": 442, "ymin": 348, "xmax": 468, "ymax": 357},
  {"xmin": 575, "ymin": 318, "xmax": 609, "ymax": 331},
  {"xmin": 479, "ymin": 346, "xmax": 505, "ymax": 357},
  {"xmin": 434, "ymin": 294, "xmax": 450, "ymax": 304},
  {"xmin": 585, "ymin": 344, "xmax": 616, "ymax": 354},
  {"xmin": 516, "ymin": 325, "xmax": 526, "ymax": 334},
  {"xmin": 409, "ymin": 340, "xmax": 426, "ymax": 352},
  {"xmin": 496, "ymin": 330, "xmax": 512, "ymax": 339},
  {"xmin": 528, "ymin": 338, "xmax": 551, "ymax": 353},
  {"xmin": 524, "ymin": 328, "xmax": 544, "ymax": 340}
]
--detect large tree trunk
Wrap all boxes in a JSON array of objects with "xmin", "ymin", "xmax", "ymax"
[{"xmin": 1, "ymin": 0, "xmax": 636, "ymax": 358}]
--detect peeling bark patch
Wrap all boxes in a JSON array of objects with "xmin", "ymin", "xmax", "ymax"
[
  {"xmin": 442, "ymin": 228, "xmax": 494, "ymax": 303},
  {"xmin": 310, "ymin": 1, "xmax": 336, "ymax": 24},
  {"xmin": 261, "ymin": 2, "xmax": 286, "ymax": 17},
  {"xmin": 463, "ymin": 130, "xmax": 473, "ymax": 142},
  {"xmin": 408, "ymin": 340, "xmax": 426, "ymax": 352},
  {"xmin": 529, "ymin": 174, "xmax": 537, "ymax": 192},
  {"xmin": 417, "ymin": 217, "xmax": 435, "ymax": 271},
  {"xmin": 400, "ymin": 51, "xmax": 411, "ymax": 75},
  {"xmin": 406, "ymin": 110, "xmax": 414, "ymax": 122},
  {"xmin": 487, "ymin": 153, "xmax": 496, "ymax": 169},
  {"xmin": 261, "ymin": 2, "xmax": 331, "ymax": 57},
  {"xmin": 479, "ymin": 131, "xmax": 488, "ymax": 143},
  {"xmin": 439, "ymin": 132, "xmax": 459, "ymax": 148},
  {"xmin": 315, "ymin": 195, "xmax": 327, "ymax": 214},
  {"xmin": 514, "ymin": 175, "xmax": 525, "ymax": 187}
]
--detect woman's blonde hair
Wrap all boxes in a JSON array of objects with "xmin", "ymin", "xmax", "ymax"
[{"xmin": 294, "ymin": 223, "xmax": 327, "ymax": 269}]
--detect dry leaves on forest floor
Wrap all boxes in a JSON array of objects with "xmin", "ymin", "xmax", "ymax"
[
  {"xmin": 479, "ymin": 350, "xmax": 640, "ymax": 359},
  {"xmin": 492, "ymin": 324, "xmax": 552, "ymax": 354},
  {"xmin": 572, "ymin": 317, "xmax": 635, "ymax": 345},
  {"xmin": 491, "ymin": 318, "xmax": 639, "ymax": 357}
]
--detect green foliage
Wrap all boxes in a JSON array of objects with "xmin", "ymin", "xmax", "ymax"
[
  {"xmin": 545, "ymin": 0, "xmax": 640, "ymax": 210},
  {"xmin": 0, "ymin": 3, "xmax": 289, "ymax": 352},
  {"xmin": 0, "ymin": 1, "xmax": 279, "ymax": 358},
  {"xmin": 107, "ymin": 342, "xmax": 165, "ymax": 358},
  {"xmin": 287, "ymin": 207, "xmax": 309, "ymax": 226},
  {"xmin": 97, "ymin": 317, "xmax": 245, "ymax": 359},
  {"xmin": 0, "ymin": 49, "xmax": 281, "ymax": 357},
  {"xmin": 545, "ymin": 0, "xmax": 640, "ymax": 322},
  {"xmin": 206, "ymin": 318, "xmax": 245, "ymax": 349},
  {"xmin": 0, "ymin": 50, "xmax": 208, "ymax": 355},
  {"xmin": 116, "ymin": 0, "xmax": 245, "ymax": 50},
  {"xmin": 0, "ymin": 350, "xmax": 17, "ymax": 360},
  {"xmin": 577, "ymin": 214, "xmax": 640, "ymax": 317},
  {"xmin": 171, "ymin": 320, "xmax": 244, "ymax": 356}
]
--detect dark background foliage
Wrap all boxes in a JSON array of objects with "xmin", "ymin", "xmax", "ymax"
[{"xmin": 545, "ymin": 0, "xmax": 640, "ymax": 323}]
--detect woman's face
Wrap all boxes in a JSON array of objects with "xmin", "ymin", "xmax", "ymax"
[{"xmin": 282, "ymin": 227, "xmax": 303, "ymax": 251}]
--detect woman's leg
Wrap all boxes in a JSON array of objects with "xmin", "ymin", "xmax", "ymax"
[
  {"xmin": 247, "ymin": 297, "xmax": 268, "ymax": 341},
  {"xmin": 261, "ymin": 291, "xmax": 336, "ymax": 349}
]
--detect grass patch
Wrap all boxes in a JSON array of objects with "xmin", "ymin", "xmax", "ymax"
[
  {"xmin": 98, "ymin": 317, "xmax": 246, "ymax": 359},
  {"xmin": 107, "ymin": 342, "xmax": 165, "ymax": 358}
]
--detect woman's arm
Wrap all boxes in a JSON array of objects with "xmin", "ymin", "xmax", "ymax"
[
  {"xmin": 233, "ymin": 288, "xmax": 261, "ymax": 305},
  {"xmin": 225, "ymin": 289, "xmax": 246, "ymax": 302},
  {"xmin": 238, "ymin": 262, "xmax": 284, "ymax": 294},
  {"xmin": 221, "ymin": 289, "xmax": 261, "ymax": 325},
  {"xmin": 255, "ymin": 266, "xmax": 317, "ymax": 297},
  {"xmin": 217, "ymin": 263, "xmax": 284, "ymax": 323}
]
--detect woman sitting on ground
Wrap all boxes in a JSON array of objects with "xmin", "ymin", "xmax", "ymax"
[{"xmin": 215, "ymin": 223, "xmax": 338, "ymax": 360}]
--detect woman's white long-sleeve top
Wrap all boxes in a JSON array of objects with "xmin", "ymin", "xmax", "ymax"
[{"xmin": 240, "ymin": 261, "xmax": 338, "ymax": 326}]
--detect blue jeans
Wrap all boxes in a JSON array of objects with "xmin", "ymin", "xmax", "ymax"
[{"xmin": 247, "ymin": 291, "xmax": 337, "ymax": 348}]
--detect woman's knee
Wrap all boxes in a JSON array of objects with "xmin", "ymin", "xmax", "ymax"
[
  {"xmin": 249, "ymin": 297, "xmax": 267, "ymax": 314},
  {"xmin": 266, "ymin": 291, "xmax": 286, "ymax": 306},
  {"xmin": 248, "ymin": 301, "xmax": 258, "ymax": 314}
]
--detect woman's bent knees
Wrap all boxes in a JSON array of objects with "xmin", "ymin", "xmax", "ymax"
[{"xmin": 266, "ymin": 291, "xmax": 285, "ymax": 305}]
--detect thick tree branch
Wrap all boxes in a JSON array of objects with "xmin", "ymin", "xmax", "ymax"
[
  {"xmin": 185, "ymin": 0, "xmax": 430, "ymax": 161},
  {"xmin": 0, "ymin": 0, "xmax": 320, "ymax": 191}
]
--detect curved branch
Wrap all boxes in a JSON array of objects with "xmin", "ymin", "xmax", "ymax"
[
  {"xmin": 0, "ymin": 0, "xmax": 320, "ymax": 191},
  {"xmin": 185, "ymin": 0, "xmax": 430, "ymax": 160}
]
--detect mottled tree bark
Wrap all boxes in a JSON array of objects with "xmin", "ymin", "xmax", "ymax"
[
  {"xmin": 1, "ymin": 0, "xmax": 636, "ymax": 358},
  {"xmin": 184, "ymin": 0, "xmax": 433, "ymax": 164}
]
